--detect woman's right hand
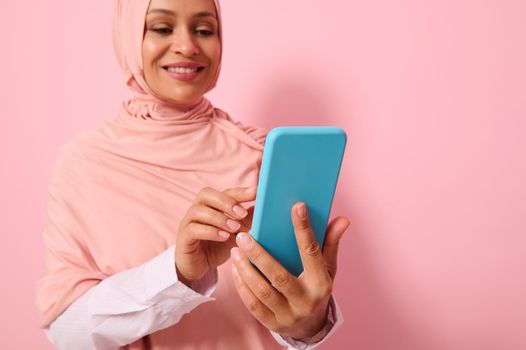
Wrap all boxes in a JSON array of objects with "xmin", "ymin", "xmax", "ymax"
[{"xmin": 174, "ymin": 186, "xmax": 257, "ymax": 285}]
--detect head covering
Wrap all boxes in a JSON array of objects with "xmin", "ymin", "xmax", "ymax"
[
  {"xmin": 36, "ymin": 1, "xmax": 278, "ymax": 348},
  {"xmin": 112, "ymin": 0, "xmax": 222, "ymax": 102},
  {"xmin": 111, "ymin": 0, "xmax": 226, "ymax": 121}
]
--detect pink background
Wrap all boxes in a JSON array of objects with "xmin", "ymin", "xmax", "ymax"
[{"xmin": 1, "ymin": 1, "xmax": 525, "ymax": 349}]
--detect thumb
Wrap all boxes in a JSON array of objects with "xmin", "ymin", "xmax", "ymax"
[{"xmin": 322, "ymin": 216, "xmax": 351, "ymax": 280}]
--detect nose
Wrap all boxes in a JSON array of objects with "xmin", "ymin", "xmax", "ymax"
[{"xmin": 170, "ymin": 29, "xmax": 200, "ymax": 57}]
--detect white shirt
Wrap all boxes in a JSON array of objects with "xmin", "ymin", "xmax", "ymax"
[{"xmin": 44, "ymin": 246, "xmax": 342, "ymax": 349}]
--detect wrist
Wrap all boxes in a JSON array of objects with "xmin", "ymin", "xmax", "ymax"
[
  {"xmin": 289, "ymin": 302, "xmax": 330, "ymax": 340},
  {"xmin": 175, "ymin": 265, "xmax": 193, "ymax": 287}
]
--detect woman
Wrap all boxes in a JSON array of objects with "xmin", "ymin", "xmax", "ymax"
[{"xmin": 36, "ymin": 0, "xmax": 351, "ymax": 348}]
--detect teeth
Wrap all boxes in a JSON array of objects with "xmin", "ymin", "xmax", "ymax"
[{"xmin": 166, "ymin": 67, "xmax": 199, "ymax": 73}]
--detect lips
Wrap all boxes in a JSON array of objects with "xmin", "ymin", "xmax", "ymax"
[
  {"xmin": 165, "ymin": 66, "xmax": 202, "ymax": 74},
  {"xmin": 162, "ymin": 62, "xmax": 205, "ymax": 81},
  {"xmin": 163, "ymin": 62, "xmax": 205, "ymax": 72}
]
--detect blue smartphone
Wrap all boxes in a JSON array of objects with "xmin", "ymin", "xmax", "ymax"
[{"xmin": 250, "ymin": 127, "xmax": 347, "ymax": 277}]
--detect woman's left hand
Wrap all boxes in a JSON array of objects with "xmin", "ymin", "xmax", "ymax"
[{"xmin": 230, "ymin": 202, "xmax": 351, "ymax": 339}]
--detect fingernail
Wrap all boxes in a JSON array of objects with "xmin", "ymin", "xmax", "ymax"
[
  {"xmin": 233, "ymin": 205, "xmax": 248, "ymax": 218},
  {"xmin": 296, "ymin": 203, "xmax": 307, "ymax": 218},
  {"xmin": 218, "ymin": 230, "xmax": 230, "ymax": 239},
  {"xmin": 245, "ymin": 187, "xmax": 257, "ymax": 194},
  {"xmin": 237, "ymin": 232, "xmax": 253, "ymax": 249},
  {"xmin": 227, "ymin": 219, "xmax": 241, "ymax": 230},
  {"xmin": 231, "ymin": 247, "xmax": 242, "ymax": 261}
]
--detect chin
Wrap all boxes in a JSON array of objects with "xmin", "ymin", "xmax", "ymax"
[
  {"xmin": 167, "ymin": 92, "xmax": 202, "ymax": 105},
  {"xmin": 158, "ymin": 85, "xmax": 206, "ymax": 106}
]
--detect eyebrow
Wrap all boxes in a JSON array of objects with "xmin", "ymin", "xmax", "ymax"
[{"xmin": 146, "ymin": 9, "xmax": 216, "ymax": 19}]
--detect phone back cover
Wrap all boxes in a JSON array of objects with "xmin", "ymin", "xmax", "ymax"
[{"xmin": 251, "ymin": 127, "xmax": 347, "ymax": 276}]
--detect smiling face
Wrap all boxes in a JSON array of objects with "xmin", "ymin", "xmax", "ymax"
[{"xmin": 142, "ymin": 0, "xmax": 221, "ymax": 105}]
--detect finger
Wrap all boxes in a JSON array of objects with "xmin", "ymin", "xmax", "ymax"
[
  {"xmin": 291, "ymin": 202, "xmax": 330, "ymax": 282},
  {"xmin": 235, "ymin": 232, "xmax": 303, "ymax": 300},
  {"xmin": 223, "ymin": 186, "xmax": 257, "ymax": 203},
  {"xmin": 188, "ymin": 204, "xmax": 242, "ymax": 234},
  {"xmin": 231, "ymin": 258, "xmax": 277, "ymax": 330},
  {"xmin": 187, "ymin": 222, "xmax": 231, "ymax": 242},
  {"xmin": 231, "ymin": 247, "xmax": 289, "ymax": 314},
  {"xmin": 239, "ymin": 206, "xmax": 255, "ymax": 232},
  {"xmin": 195, "ymin": 187, "xmax": 255, "ymax": 221},
  {"xmin": 322, "ymin": 216, "xmax": 351, "ymax": 280}
]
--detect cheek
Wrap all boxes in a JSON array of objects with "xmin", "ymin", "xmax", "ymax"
[
  {"xmin": 207, "ymin": 46, "xmax": 221, "ymax": 88},
  {"xmin": 142, "ymin": 41, "xmax": 156, "ymax": 69},
  {"xmin": 213, "ymin": 46, "xmax": 221, "ymax": 66},
  {"xmin": 207, "ymin": 42, "xmax": 222, "ymax": 71},
  {"xmin": 142, "ymin": 38, "xmax": 168, "ymax": 72}
]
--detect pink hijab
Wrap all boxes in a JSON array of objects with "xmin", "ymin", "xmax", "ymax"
[
  {"xmin": 36, "ymin": 1, "xmax": 283, "ymax": 348},
  {"xmin": 113, "ymin": 0, "xmax": 222, "ymax": 104}
]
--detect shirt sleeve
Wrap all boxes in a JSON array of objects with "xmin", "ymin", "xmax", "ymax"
[
  {"xmin": 270, "ymin": 295, "xmax": 343, "ymax": 350},
  {"xmin": 44, "ymin": 245, "xmax": 218, "ymax": 350}
]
